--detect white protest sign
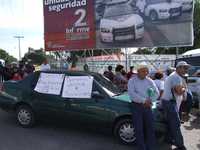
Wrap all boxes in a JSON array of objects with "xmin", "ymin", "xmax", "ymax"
[
  {"xmin": 34, "ymin": 73, "xmax": 65, "ymax": 95},
  {"xmin": 62, "ymin": 76, "xmax": 93, "ymax": 98}
]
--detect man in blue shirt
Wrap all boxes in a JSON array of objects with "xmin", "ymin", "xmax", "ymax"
[{"xmin": 128, "ymin": 63, "xmax": 159, "ymax": 150}]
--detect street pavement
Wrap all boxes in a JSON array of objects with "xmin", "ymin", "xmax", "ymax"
[{"xmin": 0, "ymin": 109, "xmax": 199, "ymax": 150}]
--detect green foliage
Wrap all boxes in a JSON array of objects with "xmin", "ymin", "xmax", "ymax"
[
  {"xmin": 23, "ymin": 48, "xmax": 47, "ymax": 65},
  {"xmin": 193, "ymin": 0, "xmax": 200, "ymax": 49},
  {"xmin": 134, "ymin": 48, "xmax": 152, "ymax": 54},
  {"xmin": 0, "ymin": 48, "xmax": 17, "ymax": 64}
]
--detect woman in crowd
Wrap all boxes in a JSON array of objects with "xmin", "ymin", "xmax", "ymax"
[{"xmin": 113, "ymin": 64, "xmax": 128, "ymax": 91}]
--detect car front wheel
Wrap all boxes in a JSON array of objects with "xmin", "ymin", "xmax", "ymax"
[
  {"xmin": 114, "ymin": 118, "xmax": 136, "ymax": 144},
  {"xmin": 16, "ymin": 105, "xmax": 35, "ymax": 128}
]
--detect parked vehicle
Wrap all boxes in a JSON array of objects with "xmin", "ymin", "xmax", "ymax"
[
  {"xmin": 173, "ymin": 0, "xmax": 193, "ymax": 12},
  {"xmin": 135, "ymin": 0, "xmax": 182, "ymax": 21},
  {"xmin": 100, "ymin": 1, "xmax": 144, "ymax": 43},
  {"xmin": 176, "ymin": 49, "xmax": 200, "ymax": 67},
  {"xmin": 0, "ymin": 71, "xmax": 167, "ymax": 144},
  {"xmin": 187, "ymin": 76, "xmax": 200, "ymax": 109}
]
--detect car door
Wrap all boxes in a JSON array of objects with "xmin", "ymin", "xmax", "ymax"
[
  {"xmin": 30, "ymin": 72, "xmax": 66, "ymax": 118},
  {"xmin": 62, "ymin": 81, "xmax": 113, "ymax": 126},
  {"xmin": 31, "ymin": 92, "xmax": 66, "ymax": 118}
]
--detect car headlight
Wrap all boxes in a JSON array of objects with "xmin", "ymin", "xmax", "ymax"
[
  {"xmin": 159, "ymin": 9, "xmax": 168, "ymax": 12},
  {"xmin": 100, "ymin": 28, "xmax": 112, "ymax": 33},
  {"xmin": 136, "ymin": 23, "xmax": 144, "ymax": 30}
]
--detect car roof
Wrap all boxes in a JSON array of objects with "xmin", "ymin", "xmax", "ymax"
[{"xmin": 36, "ymin": 70, "xmax": 100, "ymax": 76}]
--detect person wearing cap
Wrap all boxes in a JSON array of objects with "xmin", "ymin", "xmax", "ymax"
[
  {"xmin": 161, "ymin": 61, "xmax": 190, "ymax": 150},
  {"xmin": 128, "ymin": 63, "xmax": 159, "ymax": 150}
]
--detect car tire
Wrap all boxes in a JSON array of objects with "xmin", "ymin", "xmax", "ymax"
[
  {"xmin": 114, "ymin": 118, "xmax": 136, "ymax": 145},
  {"xmin": 16, "ymin": 105, "xmax": 35, "ymax": 128},
  {"xmin": 149, "ymin": 10, "xmax": 158, "ymax": 21}
]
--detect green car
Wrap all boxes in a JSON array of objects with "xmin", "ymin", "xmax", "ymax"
[{"xmin": 0, "ymin": 71, "xmax": 167, "ymax": 144}]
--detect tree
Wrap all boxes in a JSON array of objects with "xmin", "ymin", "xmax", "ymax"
[
  {"xmin": 0, "ymin": 48, "xmax": 17, "ymax": 64},
  {"xmin": 22, "ymin": 48, "xmax": 55, "ymax": 65}
]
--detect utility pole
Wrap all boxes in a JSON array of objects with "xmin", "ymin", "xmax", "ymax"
[{"xmin": 14, "ymin": 36, "xmax": 24, "ymax": 60}]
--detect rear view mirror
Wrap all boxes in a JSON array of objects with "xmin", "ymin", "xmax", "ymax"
[{"xmin": 92, "ymin": 91, "xmax": 104, "ymax": 99}]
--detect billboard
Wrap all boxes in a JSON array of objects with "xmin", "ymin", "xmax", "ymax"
[{"xmin": 43, "ymin": 0, "xmax": 194, "ymax": 51}]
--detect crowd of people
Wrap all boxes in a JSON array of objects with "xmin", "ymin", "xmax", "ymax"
[
  {"xmin": 103, "ymin": 62, "xmax": 198, "ymax": 150},
  {"xmin": 0, "ymin": 58, "xmax": 199, "ymax": 150},
  {"xmin": 0, "ymin": 60, "xmax": 35, "ymax": 82}
]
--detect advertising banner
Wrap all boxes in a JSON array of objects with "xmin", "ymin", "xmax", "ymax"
[{"xmin": 43, "ymin": 0, "xmax": 194, "ymax": 51}]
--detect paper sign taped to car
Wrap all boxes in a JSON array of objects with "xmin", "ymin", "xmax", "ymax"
[
  {"xmin": 43, "ymin": 0, "xmax": 194, "ymax": 50},
  {"xmin": 34, "ymin": 73, "xmax": 65, "ymax": 95},
  {"xmin": 62, "ymin": 76, "xmax": 93, "ymax": 98}
]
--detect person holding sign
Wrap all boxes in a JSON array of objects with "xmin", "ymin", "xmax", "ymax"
[{"xmin": 128, "ymin": 63, "xmax": 159, "ymax": 150}]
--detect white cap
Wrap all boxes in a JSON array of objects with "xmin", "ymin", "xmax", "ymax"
[
  {"xmin": 176, "ymin": 61, "xmax": 190, "ymax": 68},
  {"xmin": 137, "ymin": 62, "xmax": 148, "ymax": 70}
]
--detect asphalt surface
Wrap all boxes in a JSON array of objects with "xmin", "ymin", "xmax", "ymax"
[
  {"xmin": 0, "ymin": 109, "xmax": 199, "ymax": 150},
  {"xmin": 0, "ymin": 109, "xmax": 171, "ymax": 150}
]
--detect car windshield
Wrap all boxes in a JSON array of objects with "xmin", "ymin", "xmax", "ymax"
[
  {"xmin": 104, "ymin": 3, "xmax": 135, "ymax": 18},
  {"xmin": 92, "ymin": 73, "xmax": 122, "ymax": 96},
  {"xmin": 146, "ymin": 0, "xmax": 168, "ymax": 4},
  {"xmin": 188, "ymin": 66, "xmax": 200, "ymax": 76}
]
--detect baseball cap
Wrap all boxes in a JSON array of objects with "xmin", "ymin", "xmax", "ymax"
[
  {"xmin": 137, "ymin": 62, "xmax": 148, "ymax": 70},
  {"xmin": 176, "ymin": 61, "xmax": 190, "ymax": 68}
]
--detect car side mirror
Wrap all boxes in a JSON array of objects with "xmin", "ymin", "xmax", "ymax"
[{"xmin": 92, "ymin": 91, "xmax": 104, "ymax": 99}]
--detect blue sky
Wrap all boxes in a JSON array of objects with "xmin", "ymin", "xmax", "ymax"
[{"xmin": 0, "ymin": 0, "xmax": 44, "ymax": 59}]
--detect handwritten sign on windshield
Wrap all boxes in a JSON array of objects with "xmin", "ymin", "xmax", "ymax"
[
  {"xmin": 62, "ymin": 76, "xmax": 93, "ymax": 98},
  {"xmin": 34, "ymin": 73, "xmax": 65, "ymax": 95}
]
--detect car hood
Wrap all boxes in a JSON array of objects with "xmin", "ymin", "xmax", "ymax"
[
  {"xmin": 100, "ymin": 14, "xmax": 143, "ymax": 29},
  {"xmin": 113, "ymin": 92, "xmax": 157, "ymax": 109},
  {"xmin": 149, "ymin": 2, "xmax": 181, "ymax": 9}
]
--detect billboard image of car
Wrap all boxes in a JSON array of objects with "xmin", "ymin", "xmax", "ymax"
[{"xmin": 99, "ymin": 2, "xmax": 144, "ymax": 43}]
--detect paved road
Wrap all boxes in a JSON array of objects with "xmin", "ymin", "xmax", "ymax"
[
  {"xmin": 0, "ymin": 110, "xmax": 171, "ymax": 150},
  {"xmin": 0, "ymin": 109, "xmax": 199, "ymax": 150}
]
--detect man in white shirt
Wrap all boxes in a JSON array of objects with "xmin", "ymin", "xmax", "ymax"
[
  {"xmin": 40, "ymin": 59, "xmax": 51, "ymax": 71},
  {"xmin": 128, "ymin": 63, "xmax": 159, "ymax": 150},
  {"xmin": 161, "ymin": 61, "xmax": 190, "ymax": 150}
]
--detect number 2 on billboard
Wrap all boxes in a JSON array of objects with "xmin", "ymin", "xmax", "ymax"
[{"xmin": 74, "ymin": 9, "xmax": 87, "ymax": 27}]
